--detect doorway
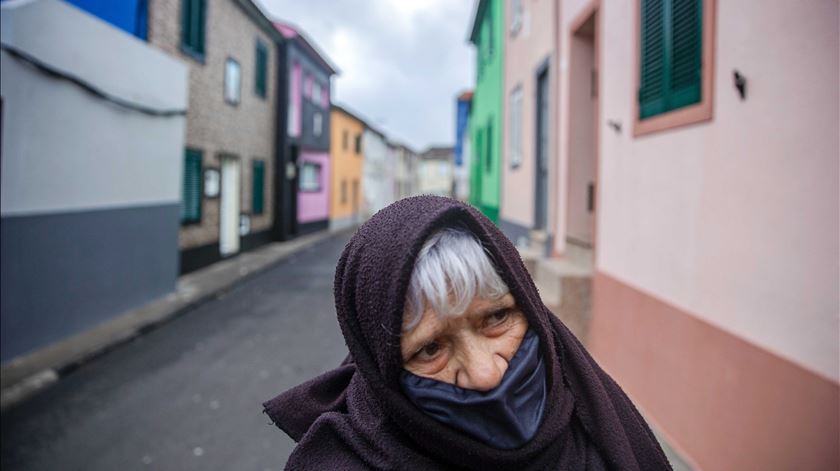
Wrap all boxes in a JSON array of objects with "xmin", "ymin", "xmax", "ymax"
[
  {"xmin": 534, "ymin": 65, "xmax": 550, "ymax": 231},
  {"xmin": 566, "ymin": 10, "xmax": 598, "ymax": 247},
  {"xmin": 219, "ymin": 155, "xmax": 241, "ymax": 256}
]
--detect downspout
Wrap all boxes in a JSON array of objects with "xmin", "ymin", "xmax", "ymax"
[{"xmin": 272, "ymin": 39, "xmax": 289, "ymax": 241}]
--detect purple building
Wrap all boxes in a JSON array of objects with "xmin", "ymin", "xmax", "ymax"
[{"xmin": 273, "ymin": 21, "xmax": 337, "ymax": 238}]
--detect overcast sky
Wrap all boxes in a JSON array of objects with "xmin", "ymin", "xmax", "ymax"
[{"xmin": 256, "ymin": 0, "xmax": 476, "ymax": 152}]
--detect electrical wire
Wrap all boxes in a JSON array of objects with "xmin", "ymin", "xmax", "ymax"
[{"xmin": 1, "ymin": 42, "xmax": 187, "ymax": 117}]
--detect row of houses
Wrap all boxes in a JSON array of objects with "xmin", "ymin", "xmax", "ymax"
[
  {"xmin": 458, "ymin": 0, "xmax": 838, "ymax": 469},
  {"xmin": 0, "ymin": 0, "xmax": 453, "ymax": 373}
]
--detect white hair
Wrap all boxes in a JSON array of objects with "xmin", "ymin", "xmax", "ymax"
[{"xmin": 403, "ymin": 225, "xmax": 510, "ymax": 331}]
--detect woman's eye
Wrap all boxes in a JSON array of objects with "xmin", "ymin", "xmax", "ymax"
[
  {"xmin": 416, "ymin": 341, "xmax": 441, "ymax": 360},
  {"xmin": 486, "ymin": 309, "xmax": 511, "ymax": 326}
]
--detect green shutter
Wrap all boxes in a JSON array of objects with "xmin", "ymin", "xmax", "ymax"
[
  {"xmin": 639, "ymin": 0, "xmax": 667, "ymax": 118},
  {"xmin": 252, "ymin": 160, "xmax": 265, "ymax": 214},
  {"xmin": 181, "ymin": 0, "xmax": 206, "ymax": 56},
  {"xmin": 255, "ymin": 42, "xmax": 267, "ymax": 98},
  {"xmin": 196, "ymin": 0, "xmax": 205, "ymax": 54},
  {"xmin": 182, "ymin": 150, "xmax": 202, "ymax": 224},
  {"xmin": 639, "ymin": 0, "xmax": 702, "ymax": 119},
  {"xmin": 668, "ymin": 0, "xmax": 702, "ymax": 109}
]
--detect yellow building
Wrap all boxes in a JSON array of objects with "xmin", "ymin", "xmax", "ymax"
[{"xmin": 329, "ymin": 105, "xmax": 366, "ymax": 229}]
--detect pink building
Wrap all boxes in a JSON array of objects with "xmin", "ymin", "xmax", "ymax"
[
  {"xmin": 553, "ymin": 0, "xmax": 838, "ymax": 469},
  {"xmin": 500, "ymin": 0, "xmax": 561, "ymax": 256}
]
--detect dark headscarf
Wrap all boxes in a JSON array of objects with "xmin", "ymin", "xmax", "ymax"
[{"xmin": 263, "ymin": 196, "xmax": 671, "ymax": 470}]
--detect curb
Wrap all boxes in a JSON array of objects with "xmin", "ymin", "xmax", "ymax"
[{"xmin": 0, "ymin": 227, "xmax": 352, "ymax": 410}]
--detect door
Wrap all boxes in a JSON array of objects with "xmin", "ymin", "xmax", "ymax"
[
  {"xmin": 534, "ymin": 67, "xmax": 550, "ymax": 231},
  {"xmin": 219, "ymin": 156, "xmax": 241, "ymax": 256},
  {"xmin": 567, "ymin": 13, "xmax": 597, "ymax": 246}
]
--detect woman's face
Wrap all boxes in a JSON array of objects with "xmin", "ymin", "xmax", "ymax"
[{"xmin": 400, "ymin": 293, "xmax": 529, "ymax": 391}]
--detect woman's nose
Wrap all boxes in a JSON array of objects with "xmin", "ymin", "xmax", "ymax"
[{"xmin": 455, "ymin": 341, "xmax": 508, "ymax": 391}]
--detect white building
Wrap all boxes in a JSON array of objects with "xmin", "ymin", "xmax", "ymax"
[
  {"xmin": 391, "ymin": 142, "xmax": 419, "ymax": 200},
  {"xmin": 0, "ymin": 0, "xmax": 187, "ymax": 364},
  {"xmin": 418, "ymin": 147, "xmax": 454, "ymax": 197},
  {"xmin": 361, "ymin": 127, "xmax": 393, "ymax": 217}
]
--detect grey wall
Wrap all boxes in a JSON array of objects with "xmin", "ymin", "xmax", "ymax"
[
  {"xmin": 1, "ymin": 204, "xmax": 180, "ymax": 361},
  {"xmin": 0, "ymin": 0, "xmax": 188, "ymax": 362}
]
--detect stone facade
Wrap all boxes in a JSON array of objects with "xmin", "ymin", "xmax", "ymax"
[{"xmin": 148, "ymin": 0, "xmax": 278, "ymax": 250}]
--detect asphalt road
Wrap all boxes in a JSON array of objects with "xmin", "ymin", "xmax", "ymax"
[{"xmin": 2, "ymin": 231, "xmax": 352, "ymax": 471}]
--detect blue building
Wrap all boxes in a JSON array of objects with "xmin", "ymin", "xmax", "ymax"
[
  {"xmin": 64, "ymin": 0, "xmax": 148, "ymax": 40},
  {"xmin": 453, "ymin": 90, "xmax": 472, "ymax": 201}
]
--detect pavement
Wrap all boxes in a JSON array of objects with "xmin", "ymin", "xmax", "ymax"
[
  {"xmin": 0, "ymin": 228, "xmax": 348, "ymax": 410},
  {"xmin": 1, "ymin": 227, "xmax": 692, "ymax": 470},
  {"xmin": 2, "ymin": 229, "xmax": 353, "ymax": 470}
]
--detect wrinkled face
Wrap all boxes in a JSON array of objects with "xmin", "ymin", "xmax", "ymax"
[{"xmin": 400, "ymin": 293, "xmax": 529, "ymax": 391}]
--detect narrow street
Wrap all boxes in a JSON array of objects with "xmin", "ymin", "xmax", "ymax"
[{"xmin": 1, "ymin": 232, "xmax": 352, "ymax": 471}]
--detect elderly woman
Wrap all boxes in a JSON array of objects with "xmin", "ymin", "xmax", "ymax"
[{"xmin": 263, "ymin": 196, "xmax": 671, "ymax": 470}]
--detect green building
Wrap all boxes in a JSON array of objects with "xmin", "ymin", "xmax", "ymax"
[{"xmin": 468, "ymin": 0, "xmax": 503, "ymax": 223}]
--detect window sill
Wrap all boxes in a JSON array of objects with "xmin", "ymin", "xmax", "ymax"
[
  {"xmin": 180, "ymin": 44, "xmax": 205, "ymax": 65},
  {"xmin": 633, "ymin": 99, "xmax": 712, "ymax": 137}
]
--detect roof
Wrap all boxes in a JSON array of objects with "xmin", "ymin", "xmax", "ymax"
[
  {"xmin": 273, "ymin": 20, "xmax": 339, "ymax": 75},
  {"xmin": 421, "ymin": 146, "xmax": 454, "ymax": 160},
  {"xmin": 467, "ymin": 0, "xmax": 488, "ymax": 44},
  {"xmin": 457, "ymin": 90, "xmax": 474, "ymax": 102},
  {"xmin": 331, "ymin": 103, "xmax": 368, "ymax": 126},
  {"xmin": 233, "ymin": 0, "xmax": 286, "ymax": 44},
  {"xmin": 388, "ymin": 141, "xmax": 419, "ymax": 155},
  {"xmin": 331, "ymin": 103, "xmax": 389, "ymax": 139}
]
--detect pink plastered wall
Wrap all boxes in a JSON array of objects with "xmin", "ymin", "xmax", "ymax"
[
  {"xmin": 297, "ymin": 151, "xmax": 330, "ymax": 223},
  {"xmin": 594, "ymin": 0, "xmax": 839, "ymax": 381},
  {"xmin": 501, "ymin": 0, "xmax": 558, "ymax": 231},
  {"xmin": 289, "ymin": 62, "xmax": 302, "ymax": 136}
]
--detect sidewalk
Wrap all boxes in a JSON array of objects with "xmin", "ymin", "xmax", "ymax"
[{"xmin": 0, "ymin": 228, "xmax": 350, "ymax": 410}]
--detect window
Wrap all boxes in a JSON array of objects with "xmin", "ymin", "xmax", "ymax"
[
  {"xmin": 304, "ymin": 73, "xmax": 313, "ymax": 99},
  {"xmin": 313, "ymin": 112, "xmax": 323, "ymax": 136},
  {"xmin": 485, "ymin": 121, "xmax": 493, "ymax": 173},
  {"xmin": 288, "ymin": 62, "xmax": 301, "ymax": 136},
  {"xmin": 354, "ymin": 134, "xmax": 362, "ymax": 154},
  {"xmin": 312, "ymin": 81, "xmax": 322, "ymax": 104},
  {"xmin": 181, "ymin": 149, "xmax": 202, "ymax": 224},
  {"xmin": 321, "ymin": 86, "xmax": 329, "ymax": 108},
  {"xmin": 225, "ymin": 58, "xmax": 241, "ymax": 105},
  {"xmin": 509, "ymin": 86, "xmax": 523, "ymax": 168},
  {"xmin": 343, "ymin": 130, "xmax": 349, "ymax": 150},
  {"xmin": 341, "ymin": 179, "xmax": 347, "ymax": 204},
  {"xmin": 510, "ymin": 0, "xmax": 523, "ymax": 34},
  {"xmin": 476, "ymin": 128, "xmax": 484, "ymax": 172},
  {"xmin": 180, "ymin": 0, "xmax": 206, "ymax": 59},
  {"xmin": 639, "ymin": 0, "xmax": 703, "ymax": 119},
  {"xmin": 255, "ymin": 40, "xmax": 268, "ymax": 98},
  {"xmin": 300, "ymin": 162, "xmax": 321, "ymax": 192},
  {"xmin": 252, "ymin": 160, "xmax": 265, "ymax": 214}
]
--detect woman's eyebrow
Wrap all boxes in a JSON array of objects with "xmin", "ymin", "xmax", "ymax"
[{"xmin": 470, "ymin": 299, "xmax": 516, "ymax": 319}]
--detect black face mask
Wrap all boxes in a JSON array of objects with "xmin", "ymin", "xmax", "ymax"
[{"xmin": 399, "ymin": 329, "xmax": 547, "ymax": 450}]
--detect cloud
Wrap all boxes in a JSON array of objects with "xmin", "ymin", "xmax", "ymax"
[{"xmin": 256, "ymin": 0, "xmax": 475, "ymax": 150}]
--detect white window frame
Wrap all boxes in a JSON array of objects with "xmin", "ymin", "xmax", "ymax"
[
  {"xmin": 300, "ymin": 162, "xmax": 321, "ymax": 192},
  {"xmin": 510, "ymin": 0, "xmax": 523, "ymax": 35},
  {"xmin": 509, "ymin": 85, "xmax": 523, "ymax": 168},
  {"xmin": 224, "ymin": 58, "xmax": 241, "ymax": 105},
  {"xmin": 313, "ymin": 112, "xmax": 323, "ymax": 136},
  {"xmin": 312, "ymin": 81, "xmax": 323, "ymax": 105}
]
